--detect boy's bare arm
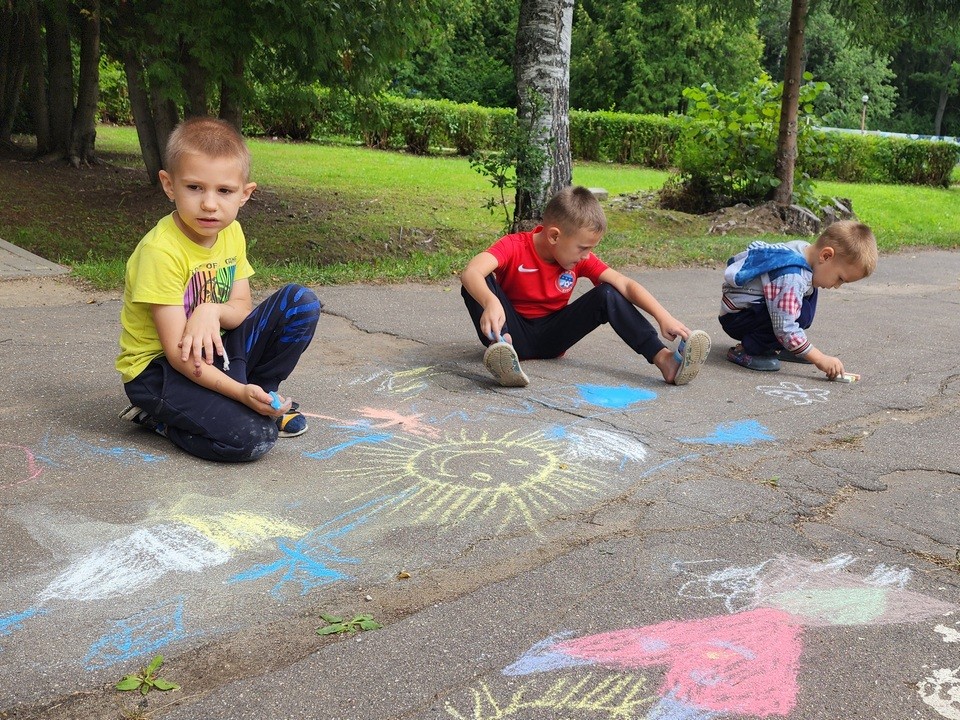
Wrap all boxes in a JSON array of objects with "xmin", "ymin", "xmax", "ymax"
[
  {"xmin": 800, "ymin": 346, "xmax": 844, "ymax": 379},
  {"xmin": 461, "ymin": 252, "xmax": 505, "ymax": 339},
  {"xmin": 598, "ymin": 268, "xmax": 690, "ymax": 341},
  {"xmin": 152, "ymin": 302, "xmax": 278, "ymax": 416}
]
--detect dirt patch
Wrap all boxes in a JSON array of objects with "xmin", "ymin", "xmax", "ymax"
[
  {"xmin": 0, "ymin": 146, "xmax": 441, "ymax": 268},
  {"xmin": 0, "ymin": 276, "xmax": 118, "ymax": 308}
]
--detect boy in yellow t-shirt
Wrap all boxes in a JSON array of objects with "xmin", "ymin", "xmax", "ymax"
[{"xmin": 116, "ymin": 117, "xmax": 320, "ymax": 462}]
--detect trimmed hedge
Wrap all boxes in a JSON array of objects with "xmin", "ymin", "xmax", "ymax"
[
  {"xmin": 805, "ymin": 131, "xmax": 960, "ymax": 187},
  {"xmin": 244, "ymin": 84, "xmax": 959, "ymax": 187}
]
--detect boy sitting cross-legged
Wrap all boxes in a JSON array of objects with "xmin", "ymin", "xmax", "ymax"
[
  {"xmin": 116, "ymin": 117, "xmax": 321, "ymax": 462},
  {"xmin": 460, "ymin": 185, "xmax": 711, "ymax": 388}
]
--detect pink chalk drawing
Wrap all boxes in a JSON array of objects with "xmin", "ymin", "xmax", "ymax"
[
  {"xmin": 506, "ymin": 608, "xmax": 801, "ymax": 718},
  {"xmin": 301, "ymin": 407, "xmax": 441, "ymax": 439},
  {"xmin": 504, "ymin": 555, "xmax": 957, "ymax": 719},
  {"xmin": 0, "ymin": 443, "xmax": 45, "ymax": 489}
]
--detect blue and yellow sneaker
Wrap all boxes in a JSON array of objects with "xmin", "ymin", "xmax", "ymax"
[{"xmin": 276, "ymin": 401, "xmax": 308, "ymax": 438}]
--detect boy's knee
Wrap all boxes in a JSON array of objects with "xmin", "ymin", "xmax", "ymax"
[{"xmin": 219, "ymin": 418, "xmax": 278, "ymax": 462}]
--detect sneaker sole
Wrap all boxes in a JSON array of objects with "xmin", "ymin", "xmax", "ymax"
[
  {"xmin": 278, "ymin": 425, "xmax": 308, "ymax": 438},
  {"xmin": 119, "ymin": 404, "xmax": 143, "ymax": 421},
  {"xmin": 483, "ymin": 342, "xmax": 529, "ymax": 387},
  {"xmin": 673, "ymin": 330, "xmax": 711, "ymax": 386}
]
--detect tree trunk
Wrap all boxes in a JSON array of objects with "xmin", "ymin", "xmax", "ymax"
[
  {"xmin": 43, "ymin": 0, "xmax": 74, "ymax": 156},
  {"xmin": 149, "ymin": 83, "xmax": 179, "ymax": 170},
  {"xmin": 124, "ymin": 51, "xmax": 162, "ymax": 183},
  {"xmin": 933, "ymin": 50, "xmax": 954, "ymax": 136},
  {"xmin": 0, "ymin": 6, "xmax": 29, "ymax": 143},
  {"xmin": 773, "ymin": 0, "xmax": 809, "ymax": 206},
  {"xmin": 24, "ymin": 1, "xmax": 51, "ymax": 154},
  {"xmin": 69, "ymin": 0, "xmax": 101, "ymax": 166},
  {"xmin": 182, "ymin": 48, "xmax": 209, "ymax": 118},
  {"xmin": 512, "ymin": 0, "xmax": 574, "ymax": 231},
  {"xmin": 218, "ymin": 54, "xmax": 245, "ymax": 130}
]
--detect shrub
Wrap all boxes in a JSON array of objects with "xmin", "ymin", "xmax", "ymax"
[
  {"xmin": 249, "ymin": 82, "xmax": 321, "ymax": 140},
  {"xmin": 666, "ymin": 73, "xmax": 829, "ymax": 212}
]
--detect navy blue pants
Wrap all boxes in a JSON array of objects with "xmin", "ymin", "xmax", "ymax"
[
  {"xmin": 124, "ymin": 284, "xmax": 321, "ymax": 462},
  {"xmin": 461, "ymin": 276, "xmax": 665, "ymax": 362},
  {"xmin": 718, "ymin": 289, "xmax": 818, "ymax": 356}
]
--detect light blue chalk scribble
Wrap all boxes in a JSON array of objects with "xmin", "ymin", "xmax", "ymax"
[
  {"xmin": 0, "ymin": 607, "xmax": 44, "ymax": 644},
  {"xmin": 228, "ymin": 495, "xmax": 396, "ymax": 598},
  {"xmin": 679, "ymin": 420, "xmax": 774, "ymax": 446},
  {"xmin": 502, "ymin": 632, "xmax": 591, "ymax": 676},
  {"xmin": 304, "ymin": 433, "xmax": 392, "ymax": 460},
  {"xmin": 84, "ymin": 597, "xmax": 190, "ymax": 670},
  {"xmin": 37, "ymin": 431, "xmax": 166, "ymax": 466},
  {"xmin": 545, "ymin": 425, "xmax": 567, "ymax": 440},
  {"xmin": 575, "ymin": 384, "xmax": 656, "ymax": 409},
  {"xmin": 647, "ymin": 692, "xmax": 720, "ymax": 720}
]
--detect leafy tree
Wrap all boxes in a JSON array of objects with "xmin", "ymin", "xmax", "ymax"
[
  {"xmin": 389, "ymin": 0, "xmax": 518, "ymax": 108},
  {"xmin": 569, "ymin": 0, "xmax": 763, "ymax": 115},
  {"xmin": 758, "ymin": 0, "xmax": 896, "ymax": 130}
]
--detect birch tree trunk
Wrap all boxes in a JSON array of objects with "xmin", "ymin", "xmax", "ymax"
[
  {"xmin": 512, "ymin": 0, "xmax": 574, "ymax": 230},
  {"xmin": 772, "ymin": 0, "xmax": 808, "ymax": 205}
]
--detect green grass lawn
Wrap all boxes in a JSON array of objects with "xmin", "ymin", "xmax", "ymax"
[{"xmin": 50, "ymin": 126, "xmax": 960, "ymax": 287}]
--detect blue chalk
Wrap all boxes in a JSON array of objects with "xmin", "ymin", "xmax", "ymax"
[{"xmin": 269, "ymin": 391, "xmax": 283, "ymax": 410}]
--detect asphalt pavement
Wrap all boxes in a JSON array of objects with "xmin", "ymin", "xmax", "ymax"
[{"xmin": 1, "ymin": 249, "xmax": 959, "ymax": 720}]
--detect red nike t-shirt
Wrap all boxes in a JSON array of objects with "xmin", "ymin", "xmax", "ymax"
[{"xmin": 486, "ymin": 226, "xmax": 609, "ymax": 318}]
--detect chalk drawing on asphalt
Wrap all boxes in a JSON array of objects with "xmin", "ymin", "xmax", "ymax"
[
  {"xmin": 84, "ymin": 597, "xmax": 190, "ymax": 670},
  {"xmin": 679, "ymin": 420, "xmax": 774, "ymax": 446},
  {"xmin": 171, "ymin": 510, "xmax": 310, "ymax": 552},
  {"xmin": 0, "ymin": 607, "xmax": 45, "ymax": 650},
  {"xmin": 339, "ymin": 429, "xmax": 611, "ymax": 531},
  {"xmin": 756, "ymin": 381, "xmax": 830, "ymax": 406},
  {"xmin": 36, "ymin": 431, "xmax": 165, "ymax": 466},
  {"xmin": 355, "ymin": 366, "xmax": 441, "ymax": 395},
  {"xmin": 673, "ymin": 554, "xmax": 956, "ymax": 625},
  {"xmin": 228, "ymin": 496, "xmax": 391, "ymax": 599},
  {"xmin": 505, "ymin": 607, "xmax": 802, "ymax": 719},
  {"xmin": 302, "ymin": 407, "xmax": 440, "ymax": 440},
  {"xmin": 936, "ymin": 624, "xmax": 960, "ymax": 643},
  {"xmin": 573, "ymin": 384, "xmax": 656, "ymax": 409},
  {"xmin": 0, "ymin": 443, "xmax": 45, "ymax": 489},
  {"xmin": 38, "ymin": 524, "xmax": 231, "ymax": 604},
  {"xmin": 444, "ymin": 673, "xmax": 655, "ymax": 719},
  {"xmin": 492, "ymin": 554, "xmax": 957, "ymax": 719},
  {"xmin": 919, "ymin": 666, "xmax": 960, "ymax": 720},
  {"xmin": 546, "ymin": 425, "xmax": 648, "ymax": 468}
]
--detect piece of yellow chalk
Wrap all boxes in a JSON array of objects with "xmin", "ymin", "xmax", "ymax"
[{"xmin": 834, "ymin": 372, "xmax": 860, "ymax": 383}]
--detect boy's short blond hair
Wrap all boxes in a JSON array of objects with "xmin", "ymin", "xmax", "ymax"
[
  {"xmin": 542, "ymin": 186, "xmax": 607, "ymax": 235},
  {"xmin": 815, "ymin": 220, "xmax": 878, "ymax": 277},
  {"xmin": 164, "ymin": 117, "xmax": 252, "ymax": 181}
]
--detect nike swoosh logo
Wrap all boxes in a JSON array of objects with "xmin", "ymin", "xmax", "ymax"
[{"xmin": 518, "ymin": 265, "xmax": 538, "ymax": 273}]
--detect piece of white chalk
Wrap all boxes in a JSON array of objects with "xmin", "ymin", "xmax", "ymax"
[{"xmin": 222, "ymin": 347, "xmax": 230, "ymax": 371}]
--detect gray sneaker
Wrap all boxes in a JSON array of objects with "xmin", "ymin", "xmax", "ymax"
[{"xmin": 482, "ymin": 342, "xmax": 529, "ymax": 387}]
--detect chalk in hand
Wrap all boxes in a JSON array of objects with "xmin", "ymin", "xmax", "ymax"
[
  {"xmin": 222, "ymin": 347, "xmax": 230, "ymax": 371},
  {"xmin": 269, "ymin": 391, "xmax": 283, "ymax": 409},
  {"xmin": 834, "ymin": 372, "xmax": 860, "ymax": 383}
]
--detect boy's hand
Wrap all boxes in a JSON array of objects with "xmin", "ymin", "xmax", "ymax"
[
  {"xmin": 656, "ymin": 313, "xmax": 690, "ymax": 342},
  {"xmin": 480, "ymin": 300, "xmax": 507, "ymax": 342},
  {"xmin": 242, "ymin": 385, "xmax": 293, "ymax": 417},
  {"xmin": 805, "ymin": 348, "xmax": 844, "ymax": 379},
  {"xmin": 179, "ymin": 303, "xmax": 225, "ymax": 370}
]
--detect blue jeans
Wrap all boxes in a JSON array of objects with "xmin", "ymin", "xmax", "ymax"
[
  {"xmin": 123, "ymin": 284, "xmax": 321, "ymax": 462},
  {"xmin": 718, "ymin": 289, "xmax": 818, "ymax": 356},
  {"xmin": 461, "ymin": 275, "xmax": 665, "ymax": 362}
]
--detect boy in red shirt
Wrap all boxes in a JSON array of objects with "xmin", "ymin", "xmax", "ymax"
[{"xmin": 460, "ymin": 186, "xmax": 710, "ymax": 387}]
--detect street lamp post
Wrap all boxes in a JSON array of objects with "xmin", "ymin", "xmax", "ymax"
[{"xmin": 861, "ymin": 94, "xmax": 869, "ymax": 133}]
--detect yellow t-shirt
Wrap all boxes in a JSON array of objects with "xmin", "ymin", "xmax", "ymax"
[{"xmin": 116, "ymin": 213, "xmax": 255, "ymax": 383}]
